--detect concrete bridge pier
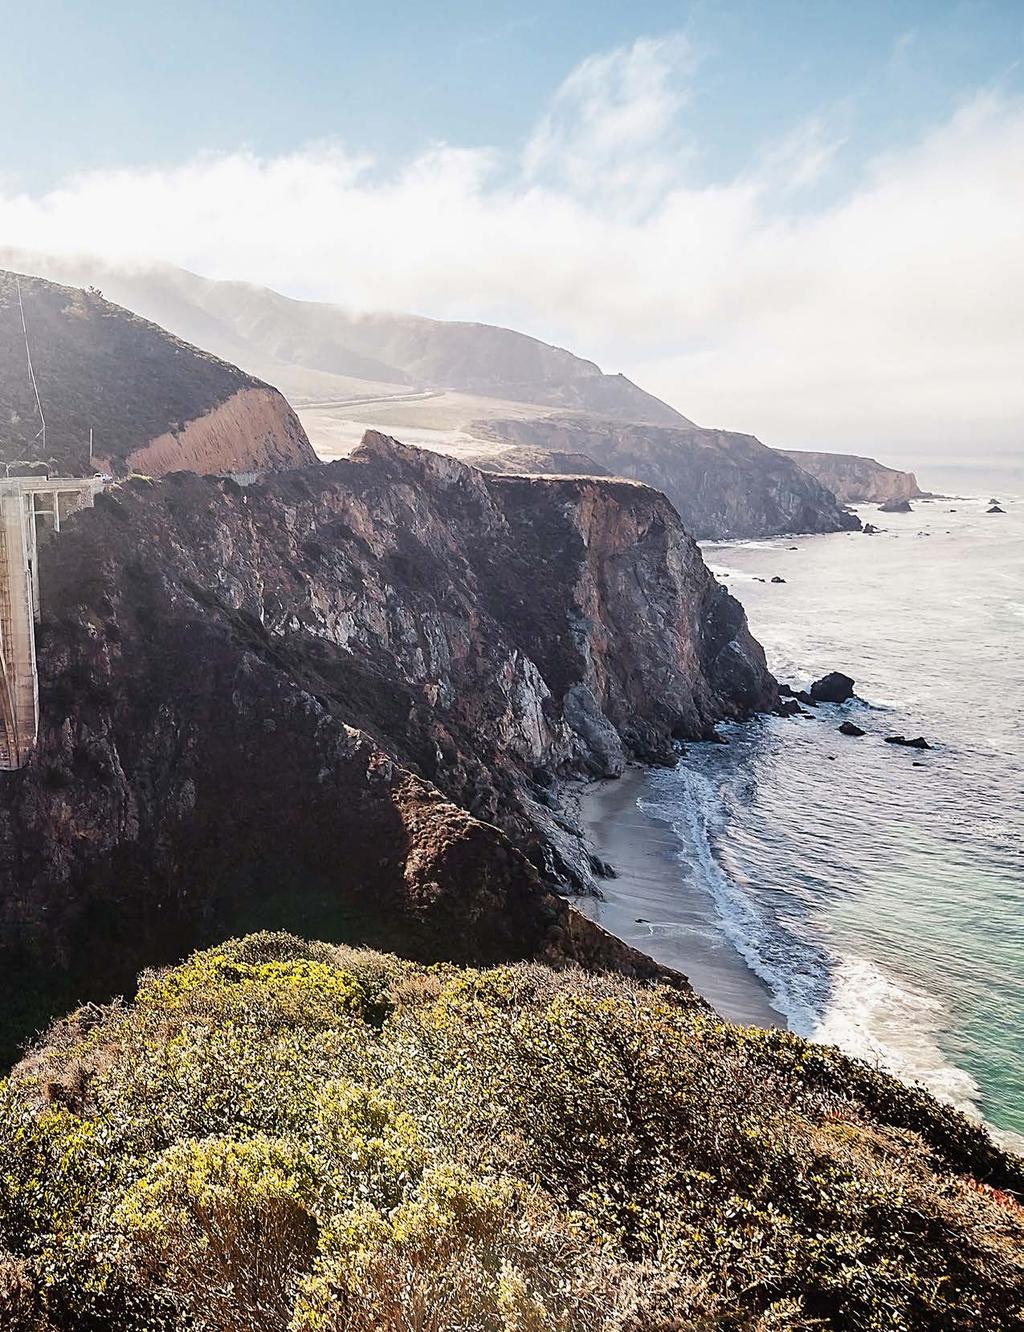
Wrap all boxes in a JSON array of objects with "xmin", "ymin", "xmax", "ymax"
[{"xmin": 0, "ymin": 476, "xmax": 102, "ymax": 770}]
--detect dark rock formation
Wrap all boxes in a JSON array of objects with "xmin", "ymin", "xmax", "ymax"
[
  {"xmin": 473, "ymin": 415, "xmax": 861, "ymax": 540},
  {"xmin": 0, "ymin": 268, "xmax": 315, "ymax": 477},
  {"xmin": 810, "ymin": 672, "xmax": 856, "ymax": 703},
  {"xmin": 838, "ymin": 721, "xmax": 866, "ymax": 737},
  {"xmin": 779, "ymin": 683, "xmax": 817, "ymax": 706},
  {"xmin": 885, "ymin": 735, "xmax": 932, "ymax": 749},
  {"xmin": 988, "ymin": 504, "xmax": 1005, "ymax": 514},
  {"xmin": 863, "ymin": 522, "xmax": 880, "ymax": 534},
  {"xmin": 779, "ymin": 449, "xmax": 923, "ymax": 504},
  {"xmin": 0, "ymin": 433, "xmax": 775, "ymax": 1059},
  {"xmin": 771, "ymin": 575, "xmax": 786, "ymax": 584},
  {"xmin": 879, "ymin": 498, "xmax": 913, "ymax": 513}
]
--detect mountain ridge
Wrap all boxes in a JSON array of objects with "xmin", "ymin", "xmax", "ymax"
[{"xmin": 0, "ymin": 249, "xmax": 865, "ymax": 539}]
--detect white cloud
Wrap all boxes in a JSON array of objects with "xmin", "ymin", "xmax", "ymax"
[
  {"xmin": 1, "ymin": 37, "xmax": 1022, "ymax": 461},
  {"xmin": 523, "ymin": 34, "xmax": 698, "ymax": 213}
]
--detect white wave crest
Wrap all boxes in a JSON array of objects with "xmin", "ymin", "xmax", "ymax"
[{"xmin": 641, "ymin": 768, "xmax": 991, "ymax": 1129}]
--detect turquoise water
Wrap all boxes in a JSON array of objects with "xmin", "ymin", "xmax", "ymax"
[{"xmin": 643, "ymin": 480, "xmax": 1023, "ymax": 1148}]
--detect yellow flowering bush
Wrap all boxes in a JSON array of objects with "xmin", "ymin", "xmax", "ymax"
[{"xmin": 0, "ymin": 931, "xmax": 1021, "ymax": 1331}]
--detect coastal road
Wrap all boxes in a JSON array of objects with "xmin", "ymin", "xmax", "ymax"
[{"xmin": 291, "ymin": 389, "xmax": 444, "ymax": 412}]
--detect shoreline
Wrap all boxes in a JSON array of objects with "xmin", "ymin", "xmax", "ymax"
[{"xmin": 573, "ymin": 767, "xmax": 782, "ymax": 1028}]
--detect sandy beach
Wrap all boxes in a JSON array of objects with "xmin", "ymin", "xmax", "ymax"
[{"xmin": 575, "ymin": 768, "xmax": 781, "ymax": 1027}]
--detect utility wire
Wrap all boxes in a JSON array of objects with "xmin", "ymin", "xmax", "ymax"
[{"xmin": 15, "ymin": 277, "xmax": 46, "ymax": 451}]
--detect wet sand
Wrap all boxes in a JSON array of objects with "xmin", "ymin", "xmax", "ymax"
[{"xmin": 576, "ymin": 769, "xmax": 781, "ymax": 1027}]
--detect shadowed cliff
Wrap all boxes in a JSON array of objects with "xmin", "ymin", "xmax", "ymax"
[{"xmin": 472, "ymin": 414, "xmax": 861, "ymax": 540}]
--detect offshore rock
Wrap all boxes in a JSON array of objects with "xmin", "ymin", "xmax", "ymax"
[{"xmin": 810, "ymin": 672, "xmax": 856, "ymax": 703}]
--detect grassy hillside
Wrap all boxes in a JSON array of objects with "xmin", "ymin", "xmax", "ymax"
[
  {"xmin": 1, "ymin": 931, "xmax": 1021, "ymax": 1331},
  {"xmin": 0, "ymin": 269, "xmax": 310, "ymax": 475}
]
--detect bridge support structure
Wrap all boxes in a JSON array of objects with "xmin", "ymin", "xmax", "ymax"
[{"xmin": 0, "ymin": 477, "xmax": 102, "ymax": 769}]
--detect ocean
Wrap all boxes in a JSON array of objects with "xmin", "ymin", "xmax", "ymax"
[{"xmin": 626, "ymin": 473, "xmax": 1023, "ymax": 1149}]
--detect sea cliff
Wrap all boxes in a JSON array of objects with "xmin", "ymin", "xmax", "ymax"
[
  {"xmin": 779, "ymin": 448, "xmax": 923, "ymax": 504},
  {"xmin": 472, "ymin": 415, "xmax": 861, "ymax": 539},
  {"xmin": 0, "ymin": 433, "xmax": 773, "ymax": 1056}
]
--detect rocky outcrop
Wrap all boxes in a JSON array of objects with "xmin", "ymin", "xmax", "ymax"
[
  {"xmin": 0, "ymin": 268, "xmax": 315, "ymax": 477},
  {"xmin": 810, "ymin": 672, "xmax": 856, "ymax": 703},
  {"xmin": 779, "ymin": 449, "xmax": 923, "ymax": 504},
  {"xmin": 473, "ymin": 415, "xmax": 860, "ymax": 540},
  {"xmin": 0, "ymin": 434, "xmax": 773, "ymax": 1058}
]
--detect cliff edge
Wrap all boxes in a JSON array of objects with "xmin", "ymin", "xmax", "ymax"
[
  {"xmin": 473, "ymin": 415, "xmax": 861, "ymax": 540},
  {"xmin": 779, "ymin": 448, "xmax": 923, "ymax": 504}
]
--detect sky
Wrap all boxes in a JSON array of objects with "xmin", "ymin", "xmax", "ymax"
[{"xmin": 1, "ymin": 0, "xmax": 1022, "ymax": 464}]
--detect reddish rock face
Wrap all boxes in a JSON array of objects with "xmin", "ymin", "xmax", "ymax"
[
  {"xmin": 0, "ymin": 433, "xmax": 774, "ymax": 1057},
  {"xmin": 124, "ymin": 386, "xmax": 313, "ymax": 477}
]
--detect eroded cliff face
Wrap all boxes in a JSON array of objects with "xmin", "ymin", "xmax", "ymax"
[
  {"xmin": 125, "ymin": 385, "xmax": 314, "ymax": 476},
  {"xmin": 0, "ymin": 434, "xmax": 773, "ymax": 1056},
  {"xmin": 473, "ymin": 415, "xmax": 860, "ymax": 540},
  {"xmin": 778, "ymin": 449, "xmax": 923, "ymax": 504}
]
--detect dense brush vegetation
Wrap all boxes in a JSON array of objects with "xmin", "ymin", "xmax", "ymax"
[{"xmin": 1, "ymin": 933, "xmax": 1022, "ymax": 1331}]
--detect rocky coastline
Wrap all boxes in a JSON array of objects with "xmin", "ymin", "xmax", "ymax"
[{"xmin": 0, "ymin": 432, "xmax": 776, "ymax": 1061}]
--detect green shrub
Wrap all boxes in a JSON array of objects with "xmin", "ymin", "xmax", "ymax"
[
  {"xmin": 0, "ymin": 935, "xmax": 1021, "ymax": 1331},
  {"xmin": 115, "ymin": 1135, "xmax": 320, "ymax": 1332},
  {"xmin": 292, "ymin": 1166, "xmax": 618, "ymax": 1332},
  {"xmin": 136, "ymin": 951, "xmax": 368, "ymax": 1028}
]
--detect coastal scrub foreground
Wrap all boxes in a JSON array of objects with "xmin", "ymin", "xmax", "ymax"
[{"xmin": 1, "ymin": 932, "xmax": 1022, "ymax": 1331}]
